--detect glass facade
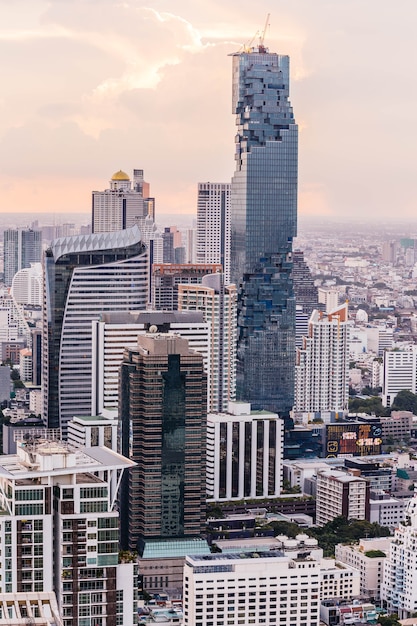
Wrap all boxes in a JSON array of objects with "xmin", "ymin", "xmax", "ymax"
[{"xmin": 230, "ymin": 49, "xmax": 298, "ymax": 416}]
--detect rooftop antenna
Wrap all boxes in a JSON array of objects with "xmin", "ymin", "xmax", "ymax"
[{"xmin": 258, "ymin": 13, "xmax": 270, "ymax": 53}]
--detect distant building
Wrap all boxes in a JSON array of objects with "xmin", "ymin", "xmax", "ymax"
[
  {"xmin": 369, "ymin": 491, "xmax": 409, "ymax": 531},
  {"xmin": 382, "ymin": 347, "xmax": 417, "ymax": 406},
  {"xmin": 3, "ymin": 228, "xmax": 42, "ymax": 287},
  {"xmin": 11, "ymin": 262, "xmax": 42, "ymax": 306},
  {"xmin": 196, "ymin": 182, "xmax": 230, "ymax": 283},
  {"xmin": 335, "ymin": 537, "xmax": 393, "ymax": 600},
  {"xmin": 293, "ymin": 250, "xmax": 319, "ymax": 344},
  {"xmin": 178, "ymin": 273, "xmax": 236, "ymax": 412},
  {"xmin": 317, "ymin": 288, "xmax": 339, "ymax": 313},
  {"xmin": 151, "ymin": 262, "xmax": 222, "ymax": 310},
  {"xmin": 92, "ymin": 168, "xmax": 154, "ymax": 233},
  {"xmin": 0, "ymin": 365, "xmax": 11, "ymax": 404},
  {"xmin": 295, "ymin": 304, "xmax": 349, "ymax": 414},
  {"xmin": 316, "ymin": 469, "xmax": 370, "ymax": 527}
]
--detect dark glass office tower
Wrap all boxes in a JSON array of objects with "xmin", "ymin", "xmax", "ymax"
[{"xmin": 230, "ymin": 47, "xmax": 298, "ymax": 416}]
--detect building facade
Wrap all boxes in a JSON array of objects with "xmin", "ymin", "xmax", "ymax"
[
  {"xmin": 206, "ymin": 401, "xmax": 283, "ymax": 501},
  {"xmin": 92, "ymin": 168, "xmax": 154, "ymax": 234},
  {"xmin": 4, "ymin": 228, "xmax": 42, "ymax": 287},
  {"xmin": 42, "ymin": 225, "xmax": 148, "ymax": 436},
  {"xmin": 0, "ymin": 433, "xmax": 137, "ymax": 626},
  {"xmin": 151, "ymin": 262, "xmax": 222, "ymax": 311},
  {"xmin": 382, "ymin": 347, "xmax": 417, "ymax": 406},
  {"xmin": 230, "ymin": 46, "xmax": 297, "ymax": 416},
  {"xmin": 295, "ymin": 304, "xmax": 350, "ymax": 414},
  {"xmin": 183, "ymin": 551, "xmax": 320, "ymax": 626},
  {"xmin": 196, "ymin": 182, "xmax": 231, "ymax": 283},
  {"xmin": 316, "ymin": 469, "xmax": 370, "ymax": 527},
  {"xmin": 119, "ymin": 332, "xmax": 207, "ymax": 552},
  {"xmin": 178, "ymin": 273, "xmax": 237, "ymax": 413}
]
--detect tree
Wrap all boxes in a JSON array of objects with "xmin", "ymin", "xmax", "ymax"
[
  {"xmin": 391, "ymin": 389, "xmax": 417, "ymax": 414},
  {"xmin": 378, "ymin": 615, "xmax": 401, "ymax": 626}
]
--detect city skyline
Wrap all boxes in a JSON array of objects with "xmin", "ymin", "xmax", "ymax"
[{"xmin": 1, "ymin": 1, "xmax": 417, "ymax": 220}]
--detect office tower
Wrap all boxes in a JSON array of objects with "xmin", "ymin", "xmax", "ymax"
[
  {"xmin": 3, "ymin": 228, "xmax": 42, "ymax": 287},
  {"xmin": 317, "ymin": 287, "xmax": 339, "ymax": 313},
  {"xmin": 230, "ymin": 46, "xmax": 297, "ymax": 416},
  {"xmin": 92, "ymin": 168, "xmax": 154, "ymax": 233},
  {"xmin": 382, "ymin": 346, "xmax": 417, "ymax": 406},
  {"xmin": 0, "ymin": 432, "xmax": 137, "ymax": 626},
  {"xmin": 119, "ymin": 332, "xmax": 207, "ymax": 552},
  {"xmin": 11, "ymin": 262, "xmax": 43, "ymax": 306},
  {"xmin": 183, "ymin": 551, "xmax": 321, "ymax": 626},
  {"xmin": 294, "ymin": 304, "xmax": 349, "ymax": 414},
  {"xmin": 382, "ymin": 495, "xmax": 417, "ymax": 618},
  {"xmin": 151, "ymin": 262, "xmax": 222, "ymax": 310},
  {"xmin": 178, "ymin": 273, "xmax": 237, "ymax": 412},
  {"xmin": 197, "ymin": 182, "xmax": 231, "ymax": 283},
  {"xmin": 316, "ymin": 469, "xmax": 370, "ymax": 527},
  {"xmin": 293, "ymin": 250, "xmax": 319, "ymax": 348},
  {"xmin": 42, "ymin": 225, "xmax": 148, "ymax": 436},
  {"xmin": 206, "ymin": 401, "xmax": 283, "ymax": 501},
  {"xmin": 91, "ymin": 310, "xmax": 209, "ymax": 416}
]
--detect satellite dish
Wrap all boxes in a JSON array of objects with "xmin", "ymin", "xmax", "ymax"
[{"xmin": 149, "ymin": 325, "xmax": 158, "ymax": 333}]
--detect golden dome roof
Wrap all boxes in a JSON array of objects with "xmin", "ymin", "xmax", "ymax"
[{"xmin": 111, "ymin": 170, "xmax": 130, "ymax": 181}]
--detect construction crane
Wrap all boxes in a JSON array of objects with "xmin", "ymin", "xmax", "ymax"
[{"xmin": 258, "ymin": 13, "xmax": 270, "ymax": 53}]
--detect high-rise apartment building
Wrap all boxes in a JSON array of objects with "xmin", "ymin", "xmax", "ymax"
[
  {"xmin": 230, "ymin": 46, "xmax": 297, "ymax": 416},
  {"xmin": 4, "ymin": 228, "xmax": 42, "ymax": 287},
  {"xmin": 382, "ymin": 346, "xmax": 417, "ymax": 406},
  {"xmin": 382, "ymin": 495, "xmax": 417, "ymax": 618},
  {"xmin": 151, "ymin": 262, "xmax": 222, "ymax": 310},
  {"xmin": 91, "ymin": 310, "xmax": 209, "ymax": 415},
  {"xmin": 119, "ymin": 332, "xmax": 207, "ymax": 552},
  {"xmin": 42, "ymin": 225, "xmax": 148, "ymax": 436},
  {"xmin": 197, "ymin": 182, "xmax": 231, "ymax": 283},
  {"xmin": 294, "ymin": 304, "xmax": 349, "ymax": 414},
  {"xmin": 206, "ymin": 401, "xmax": 283, "ymax": 502},
  {"xmin": 178, "ymin": 273, "xmax": 236, "ymax": 412},
  {"xmin": 92, "ymin": 168, "xmax": 154, "ymax": 233},
  {"xmin": 0, "ymin": 432, "xmax": 137, "ymax": 626}
]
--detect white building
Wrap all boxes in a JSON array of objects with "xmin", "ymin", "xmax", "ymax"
[
  {"xmin": 383, "ymin": 347, "xmax": 417, "ymax": 407},
  {"xmin": 92, "ymin": 169, "xmax": 153, "ymax": 234},
  {"xmin": 320, "ymin": 558, "xmax": 360, "ymax": 601},
  {"xmin": 206, "ymin": 401, "xmax": 283, "ymax": 501},
  {"xmin": 196, "ymin": 182, "xmax": 230, "ymax": 283},
  {"xmin": 183, "ymin": 551, "xmax": 321, "ymax": 626},
  {"xmin": 179, "ymin": 273, "xmax": 236, "ymax": 412},
  {"xmin": 335, "ymin": 537, "xmax": 393, "ymax": 600},
  {"xmin": 382, "ymin": 496, "xmax": 417, "ymax": 618},
  {"xmin": 29, "ymin": 389, "xmax": 42, "ymax": 415},
  {"xmin": 367, "ymin": 326, "xmax": 394, "ymax": 356},
  {"xmin": 316, "ymin": 469, "xmax": 369, "ymax": 527},
  {"xmin": 0, "ymin": 433, "xmax": 137, "ymax": 626},
  {"xmin": 67, "ymin": 414, "xmax": 118, "ymax": 451},
  {"xmin": 318, "ymin": 287, "xmax": 339, "ymax": 313},
  {"xmin": 295, "ymin": 304, "xmax": 349, "ymax": 413},
  {"xmin": 91, "ymin": 310, "xmax": 210, "ymax": 415},
  {"xmin": 11, "ymin": 262, "xmax": 43, "ymax": 306},
  {"xmin": 0, "ymin": 593, "xmax": 63, "ymax": 625},
  {"xmin": 369, "ymin": 493, "xmax": 409, "ymax": 530}
]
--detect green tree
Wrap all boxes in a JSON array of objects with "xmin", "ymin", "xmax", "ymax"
[
  {"xmin": 391, "ymin": 389, "xmax": 417, "ymax": 414},
  {"xmin": 378, "ymin": 615, "xmax": 401, "ymax": 626}
]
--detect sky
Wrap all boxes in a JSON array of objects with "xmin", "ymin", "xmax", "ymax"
[{"xmin": 1, "ymin": 0, "xmax": 417, "ymax": 220}]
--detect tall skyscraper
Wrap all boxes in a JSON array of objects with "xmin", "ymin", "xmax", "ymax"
[
  {"xmin": 178, "ymin": 273, "xmax": 237, "ymax": 413},
  {"xmin": 196, "ymin": 182, "xmax": 231, "ymax": 283},
  {"xmin": 119, "ymin": 332, "xmax": 207, "ymax": 552},
  {"xmin": 42, "ymin": 225, "xmax": 148, "ymax": 436},
  {"xmin": 92, "ymin": 168, "xmax": 154, "ymax": 234},
  {"xmin": 230, "ymin": 46, "xmax": 298, "ymax": 416},
  {"xmin": 294, "ymin": 304, "xmax": 349, "ymax": 414},
  {"xmin": 4, "ymin": 228, "xmax": 42, "ymax": 287}
]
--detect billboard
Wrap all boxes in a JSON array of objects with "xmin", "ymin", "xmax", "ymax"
[{"xmin": 325, "ymin": 422, "xmax": 382, "ymax": 457}]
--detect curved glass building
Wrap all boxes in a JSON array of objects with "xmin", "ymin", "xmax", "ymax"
[
  {"xmin": 42, "ymin": 225, "xmax": 148, "ymax": 435},
  {"xmin": 230, "ymin": 47, "xmax": 298, "ymax": 417}
]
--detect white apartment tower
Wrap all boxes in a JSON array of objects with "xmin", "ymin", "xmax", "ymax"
[
  {"xmin": 196, "ymin": 182, "xmax": 231, "ymax": 283},
  {"xmin": 382, "ymin": 346, "xmax": 417, "ymax": 406},
  {"xmin": 91, "ymin": 310, "xmax": 210, "ymax": 416},
  {"xmin": 0, "ymin": 433, "xmax": 137, "ymax": 626},
  {"xmin": 183, "ymin": 551, "xmax": 321, "ymax": 626},
  {"xmin": 178, "ymin": 273, "xmax": 237, "ymax": 412},
  {"xmin": 382, "ymin": 495, "xmax": 417, "ymax": 618},
  {"xmin": 295, "ymin": 304, "xmax": 349, "ymax": 413},
  {"xmin": 206, "ymin": 401, "xmax": 283, "ymax": 501}
]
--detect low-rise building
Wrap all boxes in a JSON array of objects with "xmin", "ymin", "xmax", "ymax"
[{"xmin": 316, "ymin": 469, "xmax": 370, "ymax": 526}]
